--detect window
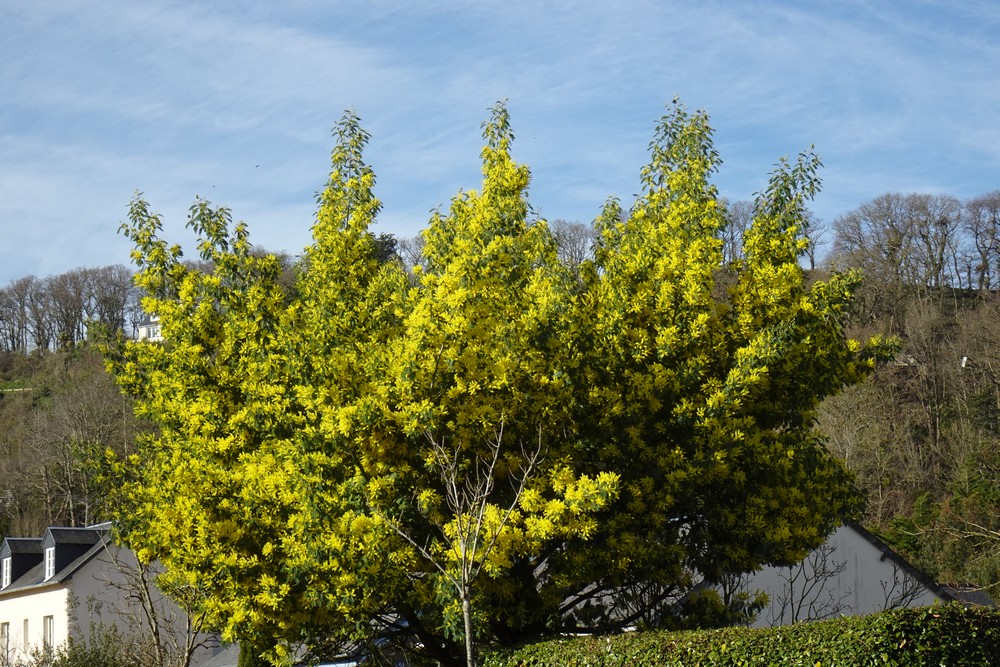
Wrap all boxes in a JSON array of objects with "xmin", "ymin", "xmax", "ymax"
[
  {"xmin": 1, "ymin": 622, "xmax": 8, "ymax": 655},
  {"xmin": 44, "ymin": 546, "xmax": 55, "ymax": 580},
  {"xmin": 22, "ymin": 619, "xmax": 28, "ymax": 653},
  {"xmin": 43, "ymin": 615, "xmax": 54, "ymax": 649},
  {"xmin": 1, "ymin": 556, "xmax": 9, "ymax": 588}
]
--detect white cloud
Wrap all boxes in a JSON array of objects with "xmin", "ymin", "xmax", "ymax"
[{"xmin": 1, "ymin": 0, "xmax": 998, "ymax": 282}]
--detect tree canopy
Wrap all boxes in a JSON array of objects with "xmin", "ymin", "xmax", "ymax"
[{"xmin": 107, "ymin": 102, "xmax": 893, "ymax": 666}]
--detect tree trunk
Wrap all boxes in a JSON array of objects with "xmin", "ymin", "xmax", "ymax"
[{"xmin": 462, "ymin": 594, "xmax": 476, "ymax": 667}]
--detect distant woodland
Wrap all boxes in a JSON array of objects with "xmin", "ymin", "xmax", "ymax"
[{"xmin": 1, "ymin": 189, "xmax": 999, "ymax": 592}]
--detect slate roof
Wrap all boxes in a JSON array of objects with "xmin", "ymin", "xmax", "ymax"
[
  {"xmin": 41, "ymin": 527, "xmax": 107, "ymax": 547},
  {"xmin": 0, "ymin": 523, "xmax": 111, "ymax": 596},
  {"xmin": 939, "ymin": 584, "xmax": 997, "ymax": 607},
  {"xmin": 0, "ymin": 537, "xmax": 42, "ymax": 556}
]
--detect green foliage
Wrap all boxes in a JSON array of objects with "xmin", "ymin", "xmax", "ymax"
[
  {"xmin": 19, "ymin": 625, "xmax": 139, "ymax": 667},
  {"xmin": 110, "ymin": 190, "xmax": 307, "ymax": 661},
  {"xmin": 662, "ymin": 588, "xmax": 768, "ymax": 632},
  {"xmin": 237, "ymin": 641, "xmax": 269, "ymax": 667},
  {"xmin": 550, "ymin": 104, "xmax": 893, "ymax": 632},
  {"xmin": 107, "ymin": 101, "xmax": 891, "ymax": 665},
  {"xmin": 884, "ymin": 484, "xmax": 1000, "ymax": 588},
  {"xmin": 482, "ymin": 603, "xmax": 1000, "ymax": 667}
]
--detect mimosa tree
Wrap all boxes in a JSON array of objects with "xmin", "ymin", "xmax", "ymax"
[{"xmin": 107, "ymin": 102, "xmax": 893, "ymax": 666}]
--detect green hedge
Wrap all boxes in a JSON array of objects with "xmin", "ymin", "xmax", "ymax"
[{"xmin": 482, "ymin": 603, "xmax": 1000, "ymax": 667}]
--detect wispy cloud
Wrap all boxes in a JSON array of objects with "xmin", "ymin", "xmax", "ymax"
[{"xmin": 2, "ymin": 0, "xmax": 998, "ymax": 282}]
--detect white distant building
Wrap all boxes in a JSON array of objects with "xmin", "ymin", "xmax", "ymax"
[
  {"xmin": 0, "ymin": 523, "xmax": 219, "ymax": 665},
  {"xmin": 136, "ymin": 313, "xmax": 163, "ymax": 342}
]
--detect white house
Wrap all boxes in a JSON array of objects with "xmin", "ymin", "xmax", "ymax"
[
  {"xmin": 0, "ymin": 523, "xmax": 219, "ymax": 665},
  {"xmin": 136, "ymin": 314, "xmax": 163, "ymax": 342},
  {"xmin": 731, "ymin": 519, "xmax": 990, "ymax": 627}
]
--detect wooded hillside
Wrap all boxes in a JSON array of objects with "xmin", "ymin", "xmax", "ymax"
[{"xmin": 820, "ymin": 190, "xmax": 1000, "ymax": 589}]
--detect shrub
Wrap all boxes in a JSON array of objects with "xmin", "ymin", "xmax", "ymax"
[
  {"xmin": 482, "ymin": 603, "xmax": 1000, "ymax": 666},
  {"xmin": 19, "ymin": 628, "xmax": 132, "ymax": 667}
]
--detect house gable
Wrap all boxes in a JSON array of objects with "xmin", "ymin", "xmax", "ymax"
[
  {"xmin": 840, "ymin": 519, "xmax": 956, "ymax": 603},
  {"xmin": 734, "ymin": 519, "xmax": 958, "ymax": 627}
]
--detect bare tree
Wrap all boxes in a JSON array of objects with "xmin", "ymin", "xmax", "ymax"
[
  {"xmin": 49, "ymin": 270, "xmax": 88, "ymax": 349},
  {"xmin": 801, "ymin": 209, "xmax": 828, "ymax": 271},
  {"xmin": 94, "ymin": 535, "xmax": 214, "ymax": 667},
  {"xmin": 828, "ymin": 193, "xmax": 921, "ymax": 330},
  {"xmin": 0, "ymin": 349, "xmax": 139, "ymax": 532},
  {"xmin": 374, "ymin": 420, "xmax": 542, "ymax": 667},
  {"xmin": 549, "ymin": 220, "xmax": 595, "ymax": 271},
  {"xmin": 26, "ymin": 278, "xmax": 54, "ymax": 351},
  {"xmin": 880, "ymin": 560, "xmax": 925, "ymax": 610},
  {"xmin": 818, "ymin": 379, "xmax": 913, "ymax": 525},
  {"xmin": 964, "ymin": 191, "xmax": 1000, "ymax": 292},
  {"xmin": 397, "ymin": 235, "xmax": 426, "ymax": 277},
  {"xmin": 718, "ymin": 199, "xmax": 753, "ymax": 266},
  {"xmin": 828, "ymin": 192, "xmax": 965, "ymax": 331},
  {"xmin": 910, "ymin": 194, "xmax": 962, "ymax": 290},
  {"xmin": 766, "ymin": 542, "xmax": 851, "ymax": 625},
  {"xmin": 0, "ymin": 276, "xmax": 36, "ymax": 353},
  {"xmin": 85, "ymin": 265, "xmax": 138, "ymax": 336}
]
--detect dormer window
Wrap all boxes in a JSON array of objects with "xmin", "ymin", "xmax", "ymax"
[
  {"xmin": 43, "ymin": 546, "xmax": 55, "ymax": 580},
  {"xmin": 1, "ymin": 556, "xmax": 9, "ymax": 588}
]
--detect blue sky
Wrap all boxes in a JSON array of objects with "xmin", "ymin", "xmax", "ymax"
[{"xmin": 2, "ymin": 0, "xmax": 998, "ymax": 284}]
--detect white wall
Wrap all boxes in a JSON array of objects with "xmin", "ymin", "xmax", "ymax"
[{"xmin": 0, "ymin": 584, "xmax": 70, "ymax": 664}]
